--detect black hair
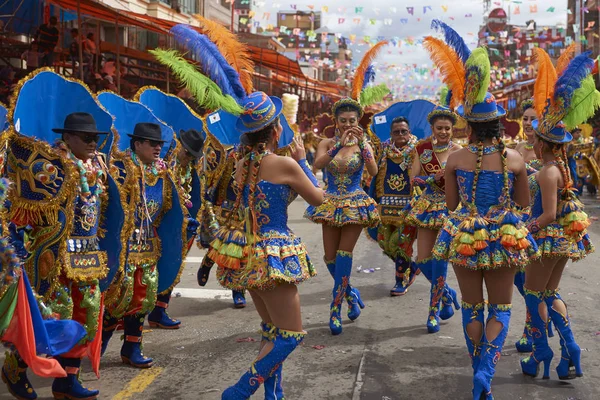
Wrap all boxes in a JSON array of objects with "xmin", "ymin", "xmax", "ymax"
[
  {"xmin": 87, "ymin": 33, "xmax": 94, "ymax": 39},
  {"xmin": 49, "ymin": 16, "xmax": 58, "ymax": 24},
  {"xmin": 468, "ymin": 120, "xmax": 501, "ymax": 143},
  {"xmin": 334, "ymin": 105, "xmax": 360, "ymax": 118},
  {"xmin": 244, "ymin": 117, "xmax": 280, "ymax": 147},
  {"xmin": 429, "ymin": 115, "xmax": 455, "ymax": 126},
  {"xmin": 130, "ymin": 138, "xmax": 143, "ymax": 151},
  {"xmin": 391, "ymin": 116, "xmax": 409, "ymax": 127},
  {"xmin": 71, "ymin": 28, "xmax": 78, "ymax": 35}
]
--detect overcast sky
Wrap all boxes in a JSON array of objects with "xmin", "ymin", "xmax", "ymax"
[{"xmin": 249, "ymin": 0, "xmax": 568, "ymax": 91}]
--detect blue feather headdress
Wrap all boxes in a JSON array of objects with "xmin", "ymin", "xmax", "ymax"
[
  {"xmin": 431, "ymin": 19, "xmax": 471, "ymax": 63},
  {"xmin": 171, "ymin": 24, "xmax": 246, "ymax": 102}
]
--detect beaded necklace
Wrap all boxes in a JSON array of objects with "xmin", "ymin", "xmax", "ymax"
[
  {"xmin": 433, "ymin": 141, "xmax": 453, "ymax": 153},
  {"xmin": 467, "ymin": 144, "xmax": 499, "ymax": 155},
  {"xmin": 386, "ymin": 137, "xmax": 416, "ymax": 171},
  {"xmin": 544, "ymin": 160, "xmax": 559, "ymax": 167},
  {"xmin": 56, "ymin": 141, "xmax": 104, "ymax": 200},
  {"xmin": 524, "ymin": 143, "xmax": 534, "ymax": 151}
]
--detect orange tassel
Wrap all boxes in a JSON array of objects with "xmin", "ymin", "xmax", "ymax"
[
  {"xmin": 474, "ymin": 240, "xmax": 488, "ymax": 251},
  {"xmin": 501, "ymin": 235, "xmax": 517, "ymax": 248},
  {"xmin": 457, "ymin": 244, "xmax": 476, "ymax": 256},
  {"xmin": 516, "ymin": 238, "xmax": 531, "ymax": 250}
]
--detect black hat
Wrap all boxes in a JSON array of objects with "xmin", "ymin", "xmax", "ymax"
[
  {"xmin": 179, "ymin": 129, "xmax": 204, "ymax": 158},
  {"xmin": 52, "ymin": 112, "xmax": 110, "ymax": 135},
  {"xmin": 127, "ymin": 122, "xmax": 165, "ymax": 143}
]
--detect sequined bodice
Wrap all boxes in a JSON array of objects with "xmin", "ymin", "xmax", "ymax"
[
  {"xmin": 134, "ymin": 177, "xmax": 165, "ymax": 226},
  {"xmin": 529, "ymin": 175, "xmax": 562, "ymax": 220},
  {"xmin": 457, "ymin": 169, "xmax": 514, "ymax": 215},
  {"xmin": 244, "ymin": 181, "xmax": 294, "ymax": 234},
  {"xmin": 325, "ymin": 152, "xmax": 364, "ymax": 194}
]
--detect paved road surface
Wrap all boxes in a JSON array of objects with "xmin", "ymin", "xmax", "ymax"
[{"xmin": 3, "ymin": 195, "xmax": 600, "ymax": 400}]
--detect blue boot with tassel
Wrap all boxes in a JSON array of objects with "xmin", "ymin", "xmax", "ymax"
[
  {"xmin": 545, "ymin": 290, "xmax": 583, "ymax": 380},
  {"xmin": 390, "ymin": 257, "xmax": 417, "ymax": 296},
  {"xmin": 520, "ymin": 290, "xmax": 553, "ymax": 379},
  {"xmin": 461, "ymin": 302, "xmax": 485, "ymax": 372},
  {"xmin": 260, "ymin": 323, "xmax": 284, "ymax": 400},
  {"xmin": 325, "ymin": 258, "xmax": 364, "ymax": 322},
  {"xmin": 473, "ymin": 304, "xmax": 511, "ymax": 400},
  {"xmin": 148, "ymin": 291, "xmax": 181, "ymax": 329},
  {"xmin": 232, "ymin": 290, "xmax": 247, "ymax": 309},
  {"xmin": 330, "ymin": 251, "xmax": 352, "ymax": 335},
  {"xmin": 120, "ymin": 314, "xmax": 153, "ymax": 368},
  {"xmin": 222, "ymin": 328, "xmax": 306, "ymax": 399},
  {"xmin": 1, "ymin": 351, "xmax": 37, "ymax": 400}
]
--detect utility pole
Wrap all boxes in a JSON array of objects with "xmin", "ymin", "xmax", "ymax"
[{"xmin": 575, "ymin": 0, "xmax": 581, "ymax": 55}]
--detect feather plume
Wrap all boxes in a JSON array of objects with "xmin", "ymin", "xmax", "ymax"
[
  {"xmin": 463, "ymin": 48, "xmax": 491, "ymax": 112},
  {"xmin": 563, "ymin": 75, "xmax": 600, "ymax": 130},
  {"xmin": 170, "ymin": 24, "xmax": 246, "ymax": 101},
  {"xmin": 431, "ymin": 19, "xmax": 471, "ymax": 63},
  {"xmin": 359, "ymin": 84, "xmax": 390, "ymax": 107},
  {"xmin": 352, "ymin": 41, "xmax": 388, "ymax": 101},
  {"xmin": 423, "ymin": 37, "xmax": 465, "ymax": 109},
  {"xmin": 554, "ymin": 52, "xmax": 595, "ymax": 112},
  {"xmin": 193, "ymin": 15, "xmax": 254, "ymax": 95},
  {"xmin": 149, "ymin": 48, "xmax": 243, "ymax": 115},
  {"xmin": 533, "ymin": 48, "xmax": 557, "ymax": 116},
  {"xmin": 362, "ymin": 65, "xmax": 376, "ymax": 90},
  {"xmin": 556, "ymin": 43, "xmax": 577, "ymax": 76},
  {"xmin": 439, "ymin": 86, "xmax": 449, "ymax": 107}
]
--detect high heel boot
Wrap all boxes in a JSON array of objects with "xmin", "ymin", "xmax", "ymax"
[
  {"xmin": 461, "ymin": 302, "xmax": 485, "ymax": 372},
  {"xmin": 222, "ymin": 328, "xmax": 306, "ymax": 399},
  {"xmin": 329, "ymin": 251, "xmax": 352, "ymax": 335},
  {"xmin": 390, "ymin": 257, "xmax": 416, "ymax": 296},
  {"xmin": 514, "ymin": 270, "xmax": 532, "ymax": 352},
  {"xmin": 472, "ymin": 304, "xmax": 511, "ymax": 400},
  {"xmin": 520, "ymin": 290, "xmax": 553, "ymax": 379},
  {"xmin": 545, "ymin": 290, "xmax": 583, "ymax": 380},
  {"xmin": 325, "ymin": 258, "xmax": 364, "ymax": 322},
  {"xmin": 2, "ymin": 351, "xmax": 37, "ymax": 399},
  {"xmin": 260, "ymin": 323, "xmax": 284, "ymax": 400},
  {"xmin": 120, "ymin": 314, "xmax": 153, "ymax": 368},
  {"xmin": 52, "ymin": 357, "xmax": 99, "ymax": 400},
  {"xmin": 148, "ymin": 291, "xmax": 181, "ymax": 329},
  {"xmin": 427, "ymin": 259, "xmax": 446, "ymax": 333},
  {"xmin": 439, "ymin": 284, "xmax": 461, "ymax": 321}
]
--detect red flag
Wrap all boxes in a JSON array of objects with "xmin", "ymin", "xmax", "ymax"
[{"xmin": 3, "ymin": 276, "xmax": 66, "ymax": 378}]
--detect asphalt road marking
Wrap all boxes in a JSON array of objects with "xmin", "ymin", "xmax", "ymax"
[
  {"xmin": 351, "ymin": 345, "xmax": 368, "ymax": 400},
  {"xmin": 185, "ymin": 256, "xmax": 204, "ymax": 263},
  {"xmin": 112, "ymin": 366, "xmax": 163, "ymax": 400},
  {"xmin": 173, "ymin": 287, "xmax": 233, "ymax": 299}
]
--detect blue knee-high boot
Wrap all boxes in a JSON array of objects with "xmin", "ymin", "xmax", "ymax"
[
  {"xmin": 325, "ymin": 257, "xmax": 364, "ymax": 321},
  {"xmin": 440, "ymin": 284, "xmax": 461, "ymax": 320},
  {"xmin": 1, "ymin": 351, "xmax": 37, "ymax": 400},
  {"xmin": 222, "ymin": 328, "xmax": 306, "ymax": 400},
  {"xmin": 330, "ymin": 251, "xmax": 353, "ymax": 335},
  {"xmin": 545, "ymin": 290, "xmax": 583, "ymax": 380},
  {"xmin": 261, "ymin": 323, "xmax": 284, "ymax": 400},
  {"xmin": 148, "ymin": 291, "xmax": 181, "ymax": 329},
  {"xmin": 461, "ymin": 301, "xmax": 486, "ymax": 372},
  {"xmin": 520, "ymin": 290, "xmax": 553, "ymax": 379},
  {"xmin": 415, "ymin": 259, "xmax": 439, "ymax": 333},
  {"xmin": 427, "ymin": 259, "xmax": 445, "ymax": 333},
  {"xmin": 120, "ymin": 314, "xmax": 153, "ymax": 368},
  {"xmin": 473, "ymin": 304, "xmax": 511, "ymax": 400},
  {"xmin": 51, "ymin": 357, "xmax": 99, "ymax": 400},
  {"xmin": 514, "ymin": 273, "xmax": 554, "ymax": 354},
  {"xmin": 390, "ymin": 257, "xmax": 417, "ymax": 296}
]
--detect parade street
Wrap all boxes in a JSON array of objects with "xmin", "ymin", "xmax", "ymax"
[{"xmin": 3, "ymin": 194, "xmax": 600, "ymax": 400}]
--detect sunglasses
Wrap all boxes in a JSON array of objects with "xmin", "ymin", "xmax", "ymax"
[
  {"xmin": 145, "ymin": 140, "xmax": 163, "ymax": 148},
  {"xmin": 391, "ymin": 129, "xmax": 410, "ymax": 136},
  {"xmin": 78, "ymin": 134, "xmax": 100, "ymax": 144}
]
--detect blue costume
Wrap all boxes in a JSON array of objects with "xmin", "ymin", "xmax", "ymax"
[
  {"xmin": 136, "ymin": 86, "xmax": 204, "ymax": 328},
  {"xmin": 3, "ymin": 71, "xmax": 124, "ymax": 400},
  {"xmin": 519, "ymin": 50, "xmax": 596, "ymax": 382},
  {"xmin": 97, "ymin": 92, "xmax": 185, "ymax": 369}
]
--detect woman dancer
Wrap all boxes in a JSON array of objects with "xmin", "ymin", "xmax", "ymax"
[
  {"xmin": 425, "ymin": 23, "xmax": 539, "ymax": 398},
  {"xmin": 520, "ymin": 49, "xmax": 595, "ymax": 381},
  {"xmin": 515, "ymin": 100, "xmax": 539, "ymax": 168},
  {"xmin": 210, "ymin": 92, "xmax": 323, "ymax": 399},
  {"xmin": 306, "ymin": 97, "xmax": 379, "ymax": 335},
  {"xmin": 405, "ymin": 103, "xmax": 461, "ymax": 333}
]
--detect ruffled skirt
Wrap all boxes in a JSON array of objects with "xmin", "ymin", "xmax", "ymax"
[
  {"xmin": 433, "ymin": 208, "xmax": 540, "ymax": 270},
  {"xmin": 305, "ymin": 191, "xmax": 380, "ymax": 227},
  {"xmin": 217, "ymin": 230, "xmax": 316, "ymax": 291},
  {"xmin": 404, "ymin": 185, "xmax": 448, "ymax": 230},
  {"xmin": 534, "ymin": 223, "xmax": 594, "ymax": 261}
]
